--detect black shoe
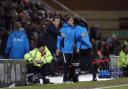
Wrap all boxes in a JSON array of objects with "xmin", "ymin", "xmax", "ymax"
[
  {"xmin": 72, "ymin": 74, "xmax": 79, "ymax": 82},
  {"xmin": 63, "ymin": 78, "xmax": 72, "ymax": 83},
  {"xmin": 47, "ymin": 82, "xmax": 54, "ymax": 84},
  {"xmin": 92, "ymin": 78, "xmax": 97, "ymax": 81},
  {"xmin": 43, "ymin": 79, "xmax": 54, "ymax": 84}
]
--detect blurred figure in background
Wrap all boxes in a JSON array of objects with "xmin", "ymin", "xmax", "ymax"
[
  {"xmin": 0, "ymin": 27, "xmax": 8, "ymax": 58},
  {"xmin": 5, "ymin": 22, "xmax": 29, "ymax": 59},
  {"xmin": 124, "ymin": 39, "xmax": 128, "ymax": 46},
  {"xmin": 119, "ymin": 45, "xmax": 128, "ymax": 77},
  {"xmin": 110, "ymin": 34, "xmax": 120, "ymax": 55},
  {"xmin": 89, "ymin": 26, "xmax": 98, "ymax": 49},
  {"xmin": 106, "ymin": 34, "xmax": 120, "ymax": 55}
]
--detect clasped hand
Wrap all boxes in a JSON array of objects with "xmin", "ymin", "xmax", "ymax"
[{"xmin": 32, "ymin": 58, "xmax": 42, "ymax": 64}]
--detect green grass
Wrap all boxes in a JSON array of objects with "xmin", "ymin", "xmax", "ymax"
[
  {"xmin": 107, "ymin": 85, "xmax": 128, "ymax": 89},
  {"xmin": 4, "ymin": 77, "xmax": 128, "ymax": 89}
]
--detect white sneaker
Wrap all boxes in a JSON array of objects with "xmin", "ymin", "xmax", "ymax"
[
  {"xmin": 39, "ymin": 79, "xmax": 43, "ymax": 85},
  {"xmin": 8, "ymin": 83, "xmax": 15, "ymax": 88}
]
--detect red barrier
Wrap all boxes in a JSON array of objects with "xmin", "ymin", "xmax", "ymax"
[{"xmin": 92, "ymin": 59, "xmax": 110, "ymax": 64}]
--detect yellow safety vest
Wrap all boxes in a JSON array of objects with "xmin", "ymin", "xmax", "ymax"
[
  {"xmin": 24, "ymin": 46, "xmax": 53, "ymax": 67},
  {"xmin": 119, "ymin": 50, "xmax": 128, "ymax": 67}
]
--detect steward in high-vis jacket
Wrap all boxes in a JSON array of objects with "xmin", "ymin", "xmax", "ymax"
[
  {"xmin": 24, "ymin": 44, "xmax": 53, "ymax": 84},
  {"xmin": 119, "ymin": 45, "xmax": 128, "ymax": 77},
  {"xmin": 119, "ymin": 47, "xmax": 128, "ymax": 67},
  {"xmin": 24, "ymin": 45, "xmax": 53, "ymax": 67}
]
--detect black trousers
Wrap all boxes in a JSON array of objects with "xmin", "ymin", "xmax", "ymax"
[
  {"xmin": 61, "ymin": 53, "xmax": 73, "ymax": 81},
  {"xmin": 27, "ymin": 63, "xmax": 51, "ymax": 77},
  {"xmin": 79, "ymin": 48, "xmax": 98, "ymax": 80},
  {"xmin": 79, "ymin": 48, "xmax": 91, "ymax": 71},
  {"xmin": 91, "ymin": 63, "xmax": 98, "ymax": 80},
  {"xmin": 122, "ymin": 66, "xmax": 128, "ymax": 77}
]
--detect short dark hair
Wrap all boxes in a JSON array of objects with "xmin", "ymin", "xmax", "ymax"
[
  {"xmin": 37, "ymin": 42, "xmax": 45, "ymax": 48},
  {"xmin": 53, "ymin": 16, "xmax": 60, "ymax": 21},
  {"xmin": 73, "ymin": 18, "xmax": 79, "ymax": 25},
  {"xmin": 64, "ymin": 16, "xmax": 72, "ymax": 23}
]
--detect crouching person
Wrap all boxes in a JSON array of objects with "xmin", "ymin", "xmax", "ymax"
[{"xmin": 24, "ymin": 44, "xmax": 53, "ymax": 84}]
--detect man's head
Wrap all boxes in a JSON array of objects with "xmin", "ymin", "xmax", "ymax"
[
  {"xmin": 53, "ymin": 16, "xmax": 60, "ymax": 28},
  {"xmin": 123, "ymin": 45, "xmax": 128, "ymax": 54},
  {"xmin": 39, "ymin": 46, "xmax": 45, "ymax": 54},
  {"xmin": 65, "ymin": 16, "xmax": 74, "ymax": 26},
  {"xmin": 37, "ymin": 43, "xmax": 45, "ymax": 53},
  {"xmin": 14, "ymin": 22, "xmax": 21, "ymax": 30}
]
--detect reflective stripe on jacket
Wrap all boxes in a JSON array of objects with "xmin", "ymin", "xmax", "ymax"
[{"xmin": 24, "ymin": 46, "xmax": 53, "ymax": 67}]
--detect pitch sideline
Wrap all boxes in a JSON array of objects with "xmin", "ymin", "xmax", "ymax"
[{"xmin": 94, "ymin": 84, "xmax": 128, "ymax": 89}]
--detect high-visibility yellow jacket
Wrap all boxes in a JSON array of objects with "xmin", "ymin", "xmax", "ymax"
[
  {"xmin": 119, "ymin": 50, "xmax": 128, "ymax": 67},
  {"xmin": 24, "ymin": 46, "xmax": 53, "ymax": 67},
  {"xmin": 124, "ymin": 40, "xmax": 128, "ymax": 46}
]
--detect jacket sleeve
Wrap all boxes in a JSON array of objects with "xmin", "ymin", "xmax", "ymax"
[
  {"xmin": 23, "ymin": 33, "xmax": 30, "ymax": 53},
  {"xmin": 77, "ymin": 41, "xmax": 81, "ymax": 49},
  {"xmin": 24, "ymin": 50, "xmax": 35, "ymax": 62},
  {"xmin": 119, "ymin": 51, "xmax": 126, "ymax": 67},
  {"xmin": 5, "ymin": 33, "xmax": 13, "ymax": 55},
  {"xmin": 78, "ymin": 27, "xmax": 91, "ymax": 48},
  {"xmin": 57, "ymin": 35, "xmax": 62, "ymax": 50},
  {"xmin": 76, "ymin": 34, "xmax": 92, "ymax": 49},
  {"xmin": 43, "ymin": 46, "xmax": 53, "ymax": 63}
]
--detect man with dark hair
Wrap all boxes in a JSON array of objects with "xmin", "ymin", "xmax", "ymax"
[
  {"xmin": 45, "ymin": 16, "xmax": 61, "ymax": 55},
  {"xmin": 74, "ymin": 19, "xmax": 97, "ymax": 81},
  {"xmin": 44, "ymin": 16, "xmax": 61, "ymax": 75},
  {"xmin": 56, "ymin": 16, "xmax": 77, "ymax": 82}
]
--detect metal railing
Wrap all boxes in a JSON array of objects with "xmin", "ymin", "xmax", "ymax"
[{"xmin": 0, "ymin": 59, "xmax": 26, "ymax": 88}]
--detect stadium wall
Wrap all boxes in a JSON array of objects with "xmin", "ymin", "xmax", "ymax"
[
  {"xmin": 0, "ymin": 60, "xmax": 26, "ymax": 87},
  {"xmin": 43, "ymin": 0, "xmax": 128, "ymax": 39},
  {"xmin": 57, "ymin": 11, "xmax": 128, "ymax": 39}
]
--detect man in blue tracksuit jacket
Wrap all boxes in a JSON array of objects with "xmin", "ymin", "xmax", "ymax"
[
  {"xmin": 75, "ymin": 24, "xmax": 98, "ymax": 81},
  {"xmin": 75, "ymin": 25, "xmax": 91, "ymax": 50},
  {"xmin": 5, "ymin": 22, "xmax": 29, "ymax": 59},
  {"xmin": 75, "ymin": 25, "xmax": 92, "ymax": 71},
  {"xmin": 56, "ymin": 16, "xmax": 76, "ymax": 82}
]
